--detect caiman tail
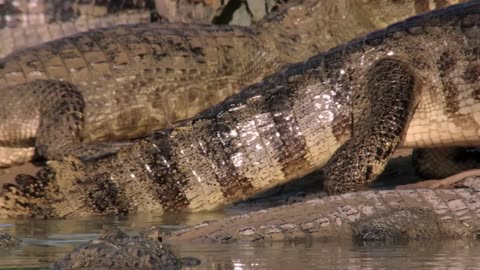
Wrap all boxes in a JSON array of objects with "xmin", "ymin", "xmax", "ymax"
[{"xmin": 0, "ymin": 172, "xmax": 53, "ymax": 218}]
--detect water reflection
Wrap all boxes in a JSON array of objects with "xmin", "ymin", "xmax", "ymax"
[
  {"xmin": 1, "ymin": 211, "xmax": 480, "ymax": 269},
  {"xmin": 0, "ymin": 211, "xmax": 229, "ymax": 269},
  {"xmin": 173, "ymin": 240, "xmax": 480, "ymax": 270}
]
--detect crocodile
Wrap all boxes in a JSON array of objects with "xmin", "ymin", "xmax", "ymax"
[
  {"xmin": 0, "ymin": 0, "xmax": 159, "ymax": 58},
  {"xmin": 0, "ymin": 1, "xmax": 478, "ymax": 218},
  {"xmin": 0, "ymin": 0, "xmax": 464, "ymax": 168},
  {"xmin": 52, "ymin": 226, "xmax": 201, "ymax": 269},
  {"xmin": 164, "ymin": 186, "xmax": 480, "ymax": 243}
]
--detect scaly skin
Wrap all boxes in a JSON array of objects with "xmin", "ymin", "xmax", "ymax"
[
  {"xmin": 0, "ymin": 232, "xmax": 18, "ymax": 249},
  {"xmin": 0, "ymin": 0, "xmax": 157, "ymax": 58},
  {"xmin": 0, "ymin": 0, "xmax": 464, "ymax": 167},
  {"xmin": 165, "ymin": 188, "xmax": 480, "ymax": 242},
  {"xmin": 53, "ymin": 226, "xmax": 200, "ymax": 269},
  {"xmin": 0, "ymin": 0, "xmax": 155, "ymax": 27},
  {"xmin": 0, "ymin": 2, "xmax": 478, "ymax": 218},
  {"xmin": 412, "ymin": 148, "xmax": 480, "ymax": 179}
]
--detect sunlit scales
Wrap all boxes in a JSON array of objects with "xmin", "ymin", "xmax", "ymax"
[
  {"xmin": 228, "ymin": 104, "xmax": 246, "ymax": 111},
  {"xmin": 191, "ymin": 170, "xmax": 202, "ymax": 183},
  {"xmin": 144, "ymin": 164, "xmax": 152, "ymax": 173},
  {"xmin": 231, "ymin": 152, "xmax": 244, "ymax": 167},
  {"xmin": 160, "ymin": 156, "xmax": 170, "ymax": 168}
]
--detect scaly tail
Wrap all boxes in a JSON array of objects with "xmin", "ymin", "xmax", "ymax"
[
  {"xmin": 0, "ymin": 172, "xmax": 52, "ymax": 218},
  {"xmin": 0, "ymin": 157, "xmax": 88, "ymax": 218}
]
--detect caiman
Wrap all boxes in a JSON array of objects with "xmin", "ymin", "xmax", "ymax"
[
  {"xmin": 52, "ymin": 226, "xmax": 201, "ymax": 270},
  {"xmin": 165, "ymin": 186, "xmax": 480, "ymax": 242},
  {"xmin": 0, "ymin": 0, "xmax": 158, "ymax": 58},
  {"xmin": 0, "ymin": 0, "xmax": 463, "ymax": 168},
  {"xmin": 0, "ymin": 1, "xmax": 478, "ymax": 218}
]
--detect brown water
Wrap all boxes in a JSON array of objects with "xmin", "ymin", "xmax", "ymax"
[{"xmin": 2, "ymin": 209, "xmax": 480, "ymax": 270}]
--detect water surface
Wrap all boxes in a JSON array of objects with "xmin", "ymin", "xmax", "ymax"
[{"xmin": 1, "ymin": 210, "xmax": 480, "ymax": 270}]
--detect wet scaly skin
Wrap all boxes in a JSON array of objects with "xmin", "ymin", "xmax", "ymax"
[
  {"xmin": 0, "ymin": 2, "xmax": 479, "ymax": 217},
  {"xmin": 0, "ymin": 0, "xmax": 465, "ymax": 167}
]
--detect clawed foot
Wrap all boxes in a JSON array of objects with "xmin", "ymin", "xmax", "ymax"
[{"xmin": 396, "ymin": 169, "xmax": 480, "ymax": 190}]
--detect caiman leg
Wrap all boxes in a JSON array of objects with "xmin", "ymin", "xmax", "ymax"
[
  {"xmin": 393, "ymin": 148, "xmax": 480, "ymax": 189},
  {"xmin": 323, "ymin": 58, "xmax": 420, "ymax": 194},
  {"xmin": 6, "ymin": 80, "xmax": 127, "ymax": 162},
  {"xmin": 412, "ymin": 147, "xmax": 480, "ymax": 179}
]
